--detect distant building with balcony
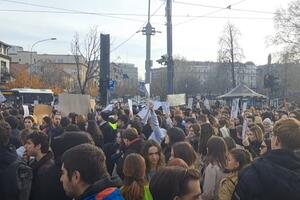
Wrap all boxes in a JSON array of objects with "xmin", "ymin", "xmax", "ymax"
[{"xmin": 0, "ymin": 41, "xmax": 11, "ymax": 84}]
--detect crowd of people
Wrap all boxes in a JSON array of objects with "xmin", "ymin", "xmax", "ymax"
[{"xmin": 0, "ymin": 100, "xmax": 300, "ymax": 200}]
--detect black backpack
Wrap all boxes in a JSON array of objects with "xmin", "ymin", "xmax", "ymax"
[{"xmin": 0, "ymin": 158, "xmax": 33, "ymax": 200}]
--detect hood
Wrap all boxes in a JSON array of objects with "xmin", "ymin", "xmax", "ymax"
[
  {"xmin": 0, "ymin": 145, "xmax": 18, "ymax": 170},
  {"xmin": 77, "ymin": 176, "xmax": 122, "ymax": 200}
]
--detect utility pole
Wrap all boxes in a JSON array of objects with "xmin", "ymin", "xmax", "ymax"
[
  {"xmin": 229, "ymin": 27, "xmax": 236, "ymax": 88},
  {"xmin": 143, "ymin": 0, "xmax": 156, "ymax": 84},
  {"xmin": 99, "ymin": 34, "xmax": 110, "ymax": 107},
  {"xmin": 166, "ymin": 0, "xmax": 174, "ymax": 94}
]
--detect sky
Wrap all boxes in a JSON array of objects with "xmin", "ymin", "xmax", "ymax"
[{"xmin": 0, "ymin": 0, "xmax": 293, "ymax": 80}]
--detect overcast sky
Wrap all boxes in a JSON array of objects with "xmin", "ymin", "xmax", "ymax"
[{"xmin": 0, "ymin": 0, "xmax": 293, "ymax": 79}]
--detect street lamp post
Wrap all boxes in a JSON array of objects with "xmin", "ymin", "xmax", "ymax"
[{"xmin": 30, "ymin": 38, "xmax": 56, "ymax": 85}]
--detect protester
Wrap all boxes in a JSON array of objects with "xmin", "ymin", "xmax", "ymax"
[
  {"xmin": 24, "ymin": 131, "xmax": 54, "ymax": 200},
  {"xmin": 150, "ymin": 167, "xmax": 201, "ymax": 200},
  {"xmin": 242, "ymin": 124, "xmax": 264, "ymax": 158},
  {"xmin": 142, "ymin": 140, "xmax": 165, "ymax": 181},
  {"xmin": 233, "ymin": 118, "xmax": 300, "ymax": 200},
  {"xmin": 163, "ymin": 127, "xmax": 185, "ymax": 161},
  {"xmin": 201, "ymin": 136, "xmax": 227, "ymax": 200},
  {"xmin": 0, "ymin": 121, "xmax": 32, "ymax": 200},
  {"xmin": 60, "ymin": 144, "xmax": 123, "ymax": 200},
  {"xmin": 121, "ymin": 153, "xmax": 153, "ymax": 200},
  {"xmin": 218, "ymin": 148, "xmax": 252, "ymax": 200},
  {"xmin": 24, "ymin": 116, "xmax": 35, "ymax": 130},
  {"xmin": 116, "ymin": 128, "xmax": 145, "ymax": 179},
  {"xmin": 171, "ymin": 141, "xmax": 197, "ymax": 168}
]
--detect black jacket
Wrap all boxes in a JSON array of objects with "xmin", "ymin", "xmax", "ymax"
[
  {"xmin": 29, "ymin": 151, "xmax": 54, "ymax": 200},
  {"xmin": 0, "ymin": 145, "xmax": 32, "ymax": 200},
  {"xmin": 232, "ymin": 149, "xmax": 300, "ymax": 200},
  {"xmin": 116, "ymin": 138, "xmax": 145, "ymax": 179}
]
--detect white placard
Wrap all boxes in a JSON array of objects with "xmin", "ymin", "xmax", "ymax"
[
  {"xmin": 153, "ymin": 101, "xmax": 162, "ymax": 110},
  {"xmin": 167, "ymin": 94, "xmax": 186, "ymax": 107},
  {"xmin": 230, "ymin": 98, "xmax": 240, "ymax": 119},
  {"xmin": 187, "ymin": 98, "xmax": 193, "ymax": 109},
  {"xmin": 128, "ymin": 99, "xmax": 133, "ymax": 114},
  {"xmin": 145, "ymin": 83, "xmax": 150, "ymax": 97},
  {"xmin": 161, "ymin": 102, "xmax": 170, "ymax": 115},
  {"xmin": 137, "ymin": 107, "xmax": 149, "ymax": 119},
  {"xmin": 23, "ymin": 105, "xmax": 29, "ymax": 117}
]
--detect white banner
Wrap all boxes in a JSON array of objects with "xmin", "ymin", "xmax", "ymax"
[
  {"xmin": 230, "ymin": 98, "xmax": 240, "ymax": 119},
  {"xmin": 128, "ymin": 99, "xmax": 133, "ymax": 114},
  {"xmin": 167, "ymin": 94, "xmax": 186, "ymax": 107},
  {"xmin": 187, "ymin": 98, "xmax": 193, "ymax": 109}
]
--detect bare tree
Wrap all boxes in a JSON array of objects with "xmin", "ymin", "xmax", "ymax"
[
  {"xmin": 273, "ymin": 0, "xmax": 300, "ymax": 63},
  {"xmin": 218, "ymin": 22, "xmax": 244, "ymax": 88},
  {"xmin": 71, "ymin": 27, "xmax": 100, "ymax": 94}
]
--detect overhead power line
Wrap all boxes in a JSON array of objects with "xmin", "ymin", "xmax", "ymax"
[
  {"xmin": 173, "ymin": 0, "xmax": 275, "ymax": 15},
  {"xmin": 111, "ymin": 2, "xmax": 165, "ymax": 52}
]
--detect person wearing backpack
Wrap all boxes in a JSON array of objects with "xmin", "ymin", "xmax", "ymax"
[
  {"xmin": 0, "ymin": 121, "xmax": 32, "ymax": 200},
  {"xmin": 233, "ymin": 118, "xmax": 300, "ymax": 200}
]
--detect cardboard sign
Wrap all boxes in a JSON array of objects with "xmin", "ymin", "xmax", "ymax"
[
  {"xmin": 33, "ymin": 104, "xmax": 53, "ymax": 125},
  {"xmin": 167, "ymin": 94, "xmax": 186, "ymax": 107},
  {"xmin": 58, "ymin": 93, "xmax": 91, "ymax": 116}
]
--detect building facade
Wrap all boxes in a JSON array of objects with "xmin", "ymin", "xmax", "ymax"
[{"xmin": 0, "ymin": 41, "xmax": 11, "ymax": 84}]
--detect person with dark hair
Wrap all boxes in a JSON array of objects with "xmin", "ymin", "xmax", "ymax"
[
  {"xmin": 116, "ymin": 128, "xmax": 145, "ymax": 179},
  {"xmin": 201, "ymin": 136, "xmax": 227, "ymax": 200},
  {"xmin": 218, "ymin": 148, "xmax": 252, "ymax": 200},
  {"xmin": 186, "ymin": 123, "xmax": 201, "ymax": 153},
  {"xmin": 41, "ymin": 116, "xmax": 52, "ymax": 135},
  {"xmin": 117, "ymin": 114, "xmax": 129, "ymax": 130},
  {"xmin": 68, "ymin": 112, "xmax": 78, "ymax": 124},
  {"xmin": 121, "ymin": 153, "xmax": 153, "ymax": 200},
  {"xmin": 0, "ymin": 121, "xmax": 32, "ymax": 200},
  {"xmin": 48, "ymin": 113, "xmax": 63, "ymax": 140},
  {"xmin": 149, "ymin": 167, "xmax": 201, "ymax": 200},
  {"xmin": 242, "ymin": 124, "xmax": 264, "ymax": 158},
  {"xmin": 24, "ymin": 131, "xmax": 54, "ymax": 200},
  {"xmin": 198, "ymin": 121, "xmax": 214, "ymax": 156},
  {"xmin": 77, "ymin": 115, "xmax": 87, "ymax": 131},
  {"xmin": 24, "ymin": 116, "xmax": 35, "ymax": 130},
  {"xmin": 142, "ymin": 140, "xmax": 165, "ymax": 181},
  {"xmin": 60, "ymin": 117, "xmax": 71, "ymax": 131},
  {"xmin": 233, "ymin": 118, "xmax": 300, "ymax": 200},
  {"xmin": 5, "ymin": 115, "xmax": 22, "ymax": 148},
  {"xmin": 171, "ymin": 141, "xmax": 197, "ymax": 168},
  {"xmin": 16, "ymin": 129, "xmax": 33, "ymax": 157},
  {"xmin": 86, "ymin": 120, "xmax": 104, "ymax": 148},
  {"xmin": 60, "ymin": 144, "xmax": 123, "ymax": 200},
  {"xmin": 163, "ymin": 127, "xmax": 185, "ymax": 161}
]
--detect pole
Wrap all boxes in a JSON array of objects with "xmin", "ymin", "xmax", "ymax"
[
  {"xmin": 166, "ymin": 0, "xmax": 174, "ymax": 94},
  {"xmin": 99, "ymin": 34, "xmax": 110, "ymax": 107},
  {"xmin": 144, "ymin": 0, "xmax": 155, "ymax": 84}
]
